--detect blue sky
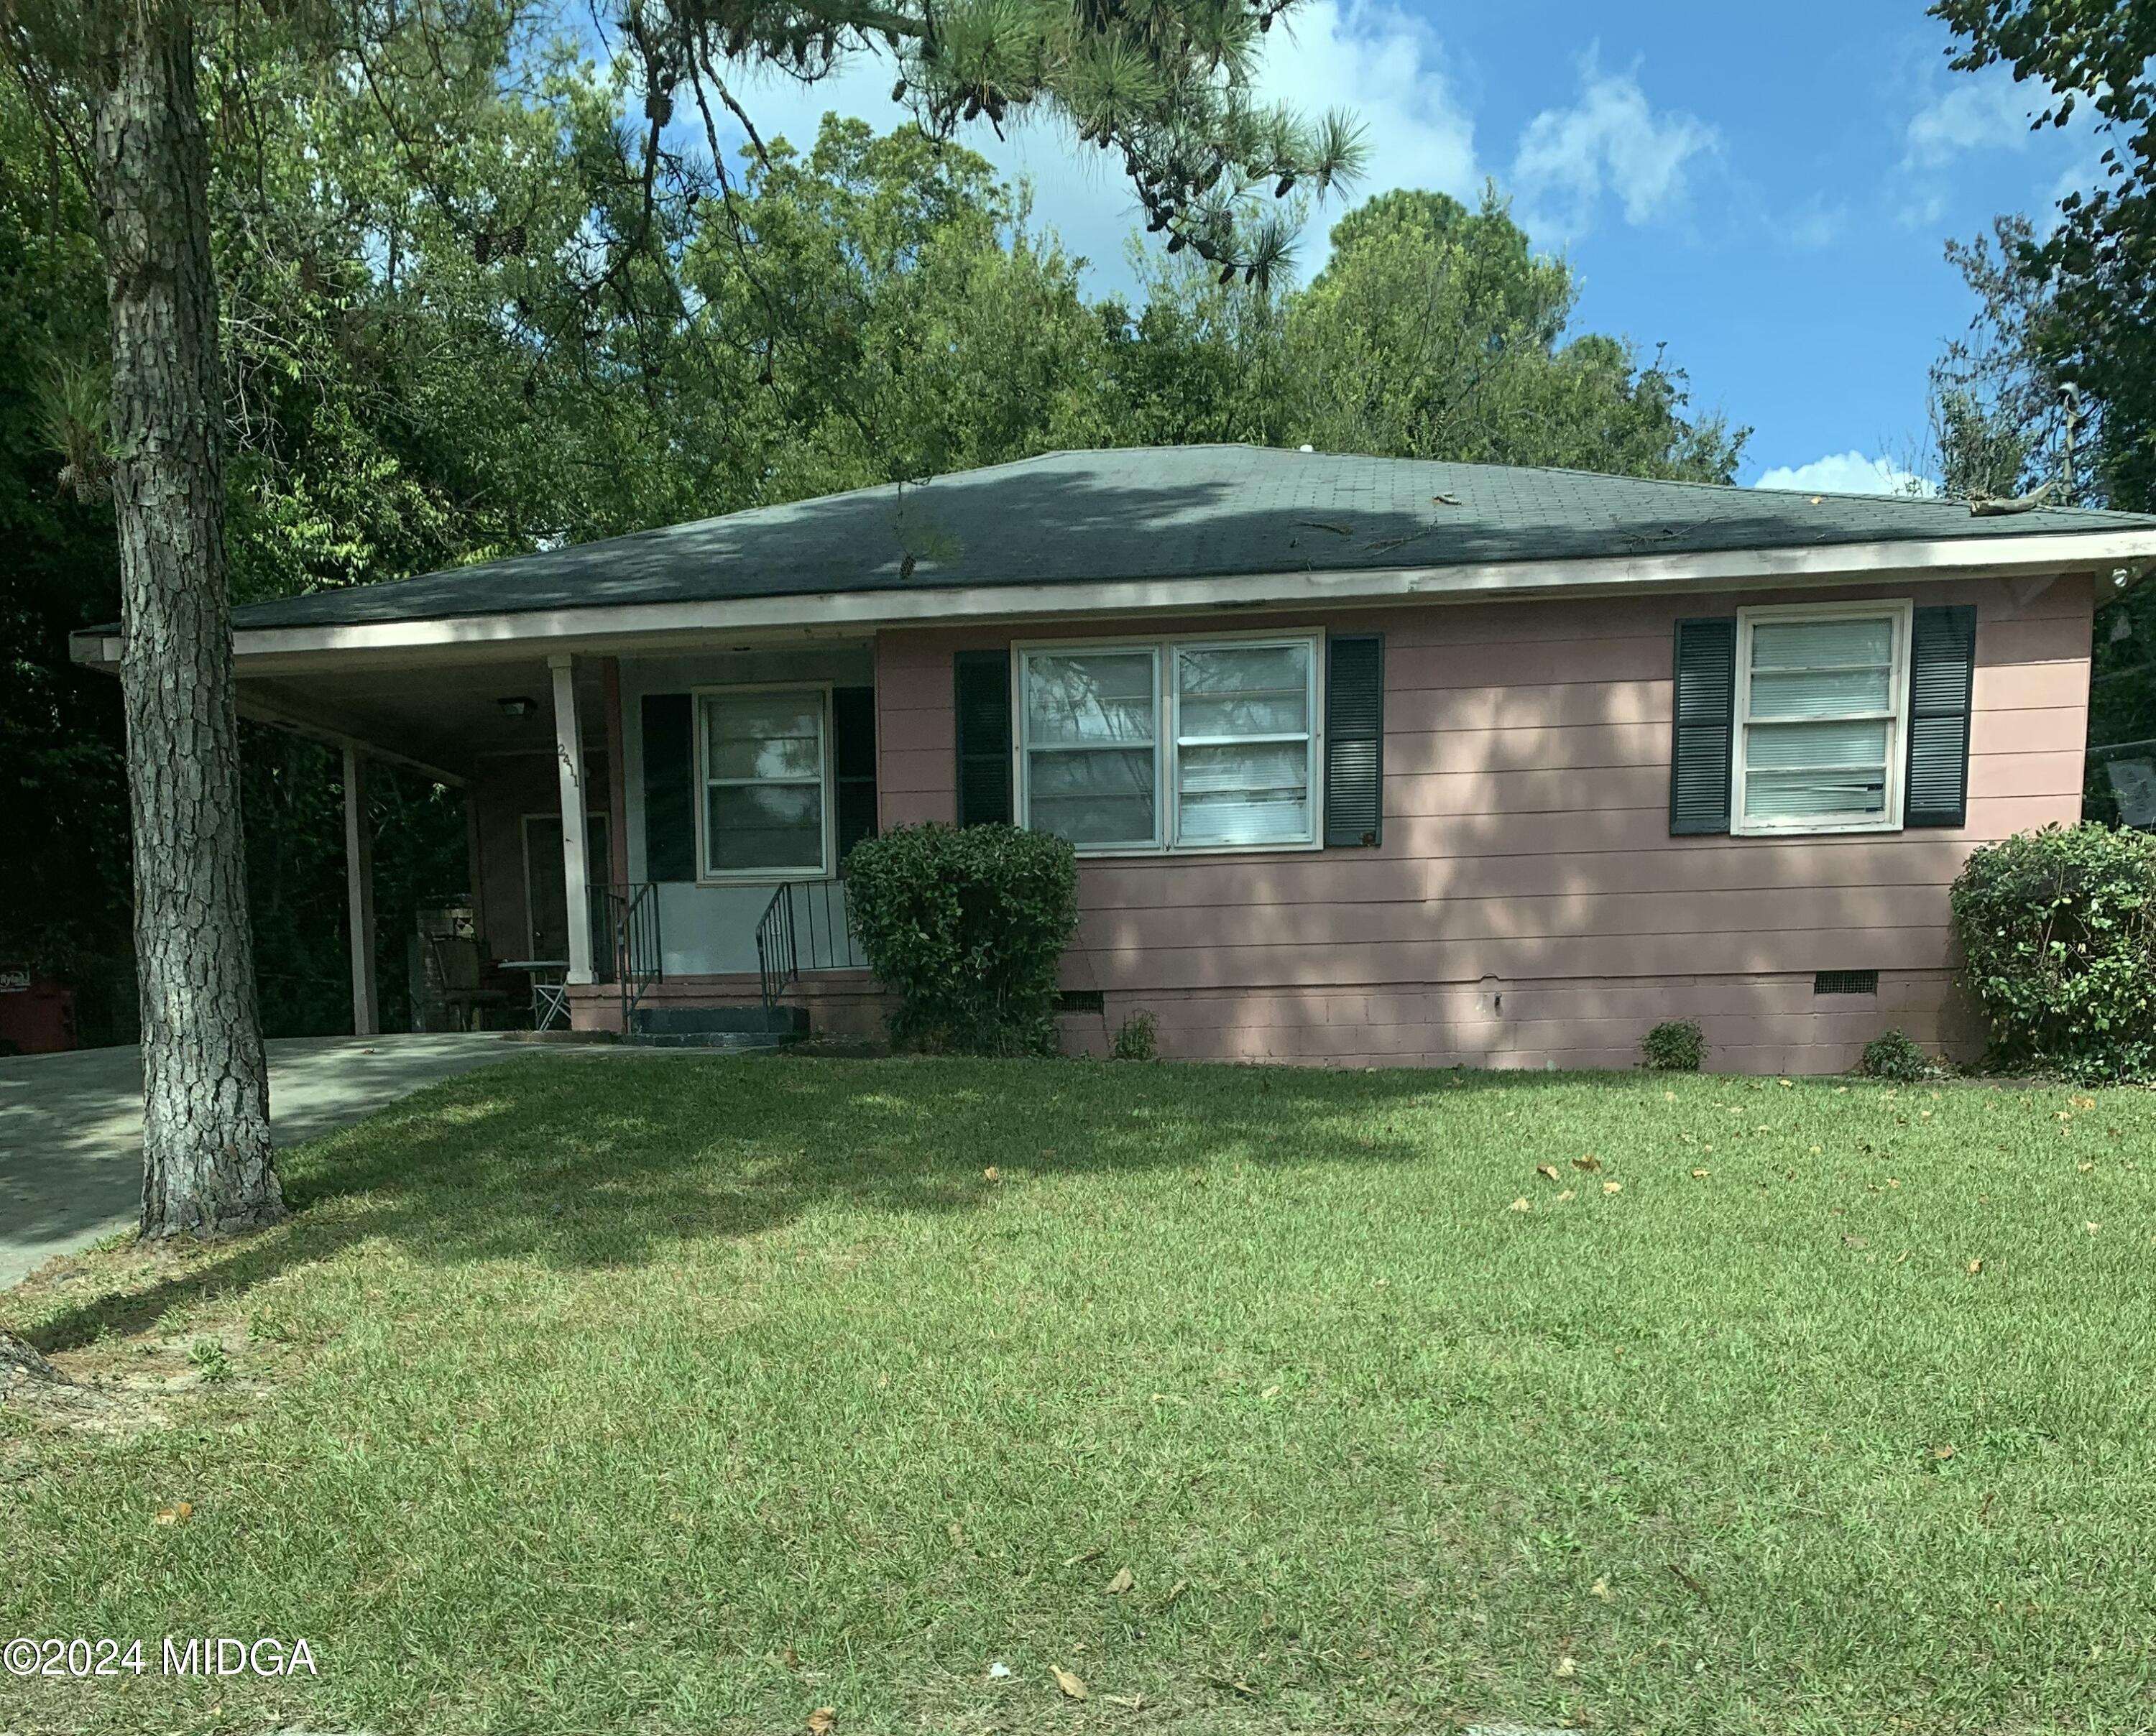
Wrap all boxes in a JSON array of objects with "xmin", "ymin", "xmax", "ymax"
[{"xmin": 719, "ymin": 1, "xmax": 2099, "ymax": 491}]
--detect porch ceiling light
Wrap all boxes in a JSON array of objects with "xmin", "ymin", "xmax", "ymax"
[{"xmin": 497, "ymin": 696, "xmax": 539, "ymax": 719}]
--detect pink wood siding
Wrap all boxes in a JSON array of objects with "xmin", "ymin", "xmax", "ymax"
[{"xmin": 872, "ymin": 573, "xmax": 2093, "ymax": 1074}]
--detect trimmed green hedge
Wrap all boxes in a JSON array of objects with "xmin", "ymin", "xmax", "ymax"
[
  {"xmin": 1950, "ymin": 823, "xmax": 2156, "ymax": 1081},
  {"xmin": 844, "ymin": 823, "xmax": 1079, "ymax": 1056}
]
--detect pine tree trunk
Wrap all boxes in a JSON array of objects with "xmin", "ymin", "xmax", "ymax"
[{"xmin": 91, "ymin": 4, "xmax": 283, "ymax": 1238}]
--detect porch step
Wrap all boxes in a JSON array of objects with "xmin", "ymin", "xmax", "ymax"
[
  {"xmin": 626, "ymin": 1030, "xmax": 799, "ymax": 1053},
  {"xmin": 626, "ymin": 1005, "xmax": 810, "ymax": 1047}
]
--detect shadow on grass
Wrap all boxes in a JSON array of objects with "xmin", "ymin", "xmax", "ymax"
[{"xmin": 18, "ymin": 1054, "xmax": 1626, "ymax": 1354}]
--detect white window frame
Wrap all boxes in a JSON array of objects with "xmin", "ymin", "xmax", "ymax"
[
  {"xmin": 1013, "ymin": 629, "xmax": 1327, "ymax": 857},
  {"xmin": 1731, "ymin": 599, "xmax": 1913, "ymax": 838},
  {"xmin": 692, "ymin": 681, "xmax": 836, "ymax": 883}
]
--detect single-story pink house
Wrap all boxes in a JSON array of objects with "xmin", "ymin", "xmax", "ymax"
[{"xmin": 73, "ymin": 445, "xmax": 2156, "ymax": 1071}]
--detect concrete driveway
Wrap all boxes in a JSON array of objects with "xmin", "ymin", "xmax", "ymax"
[{"xmin": 0, "ymin": 1033, "xmax": 563, "ymax": 1289}]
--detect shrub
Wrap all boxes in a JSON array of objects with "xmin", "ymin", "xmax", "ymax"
[
  {"xmin": 1858, "ymin": 1029, "xmax": 1932, "ymax": 1083},
  {"xmin": 1950, "ymin": 823, "xmax": 2156, "ymax": 1081},
  {"xmin": 1111, "ymin": 1010, "xmax": 1159, "ymax": 1061},
  {"xmin": 1642, "ymin": 1018, "xmax": 1704, "ymax": 1072},
  {"xmin": 844, "ymin": 823, "xmax": 1079, "ymax": 1056}
]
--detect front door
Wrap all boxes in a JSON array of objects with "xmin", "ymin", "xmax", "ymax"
[{"xmin": 522, "ymin": 813, "xmax": 611, "ymax": 962}]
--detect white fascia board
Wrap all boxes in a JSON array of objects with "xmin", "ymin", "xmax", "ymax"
[{"xmin": 98, "ymin": 528, "xmax": 2156, "ymax": 674}]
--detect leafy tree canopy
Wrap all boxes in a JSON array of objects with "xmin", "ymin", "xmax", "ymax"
[{"xmin": 1931, "ymin": 0, "xmax": 2156, "ymax": 507}]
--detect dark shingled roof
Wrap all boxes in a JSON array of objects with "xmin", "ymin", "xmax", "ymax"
[{"xmin": 229, "ymin": 444, "xmax": 2156, "ymax": 630}]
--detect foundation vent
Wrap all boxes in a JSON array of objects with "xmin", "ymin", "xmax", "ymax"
[
  {"xmin": 1055, "ymin": 990, "xmax": 1105, "ymax": 1014},
  {"xmin": 1813, "ymin": 969, "xmax": 1879, "ymax": 997}
]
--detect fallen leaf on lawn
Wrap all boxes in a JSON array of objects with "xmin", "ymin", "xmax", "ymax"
[
  {"xmin": 1261, "ymin": 1384, "xmax": 1281, "ymax": 1399},
  {"xmin": 1063, "ymin": 1546, "xmax": 1103, "ymax": 1567},
  {"xmin": 1509, "ymin": 1197, "xmax": 1532, "ymax": 1213},
  {"xmin": 1691, "ymin": 1168, "xmax": 1710, "ymax": 1179},
  {"xmin": 1574, "ymin": 1155, "xmax": 1603, "ymax": 1172},
  {"xmin": 1808, "ymin": 1144, "xmax": 1823, "ymax": 1155},
  {"xmin": 949, "ymin": 1521, "xmax": 965, "ymax": 1549},
  {"xmin": 1887, "ymin": 1178, "xmax": 1901, "ymax": 1188},
  {"xmin": 1930, "ymin": 1444, "xmax": 1957, "ymax": 1461},
  {"xmin": 806, "ymin": 1708, "xmax": 837, "ymax": 1735},
  {"xmin": 155, "ymin": 1500, "xmax": 194, "ymax": 1525},
  {"xmin": 1159, "ymin": 1578, "xmax": 1189, "ymax": 1608},
  {"xmin": 1554, "ymin": 1656, "xmax": 1577, "ymax": 1679},
  {"xmin": 1537, "ymin": 1163, "xmax": 1560, "ymax": 1182},
  {"xmin": 1556, "ymin": 1188, "xmax": 1575, "ymax": 1202},
  {"xmin": 2088, "ymin": 1221, "xmax": 2101, "ymax": 1235},
  {"xmin": 1968, "ymin": 1258, "xmax": 1984, "ymax": 1275},
  {"xmin": 1843, "ymin": 1234, "xmax": 1868, "ymax": 1249},
  {"xmin": 2078, "ymin": 1160, "xmax": 2094, "ymax": 1173},
  {"xmin": 982, "ymin": 1167, "xmax": 1000, "ymax": 1183},
  {"xmin": 1105, "ymin": 1566, "xmax": 1134, "ymax": 1594},
  {"xmin": 1105, "ymin": 1693, "xmax": 1146, "ymax": 1708},
  {"xmin": 1603, "ymin": 1181, "xmax": 1622, "ymax": 1195},
  {"xmin": 2072, "ymin": 1094, "xmax": 2097, "ymax": 1110},
  {"xmin": 1590, "ymin": 1576, "xmax": 1612, "ymax": 1600},
  {"xmin": 1051, "ymin": 1666, "xmax": 1088, "ymax": 1700}
]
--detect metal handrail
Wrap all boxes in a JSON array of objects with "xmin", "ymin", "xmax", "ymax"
[
  {"xmin": 755, "ymin": 882, "xmax": 798, "ymax": 1011},
  {"xmin": 596, "ymin": 882, "xmax": 663, "ymax": 1030}
]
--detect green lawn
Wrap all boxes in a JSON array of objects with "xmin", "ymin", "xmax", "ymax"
[{"xmin": 5, "ymin": 1056, "xmax": 2156, "ymax": 1735}]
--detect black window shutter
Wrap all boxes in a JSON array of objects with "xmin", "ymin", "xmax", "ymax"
[
  {"xmin": 1906, "ymin": 604, "xmax": 1977, "ymax": 828},
  {"xmin": 640, "ymin": 693, "xmax": 697, "ymax": 881},
  {"xmin": 1670, "ymin": 617, "xmax": 1736, "ymax": 836},
  {"xmin": 954, "ymin": 649, "xmax": 1013, "ymax": 826},
  {"xmin": 1324, "ymin": 633, "xmax": 1385, "ymax": 847},
  {"xmin": 831, "ymin": 685, "xmax": 879, "ymax": 862}
]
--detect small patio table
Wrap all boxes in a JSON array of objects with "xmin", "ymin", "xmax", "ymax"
[{"xmin": 498, "ymin": 959, "xmax": 571, "ymax": 1033}]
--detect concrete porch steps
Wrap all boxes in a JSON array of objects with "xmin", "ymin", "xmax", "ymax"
[{"xmin": 623, "ymin": 1005, "xmax": 810, "ymax": 1051}]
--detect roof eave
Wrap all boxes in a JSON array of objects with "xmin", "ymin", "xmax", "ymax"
[{"xmin": 69, "ymin": 527, "xmax": 2156, "ymax": 675}]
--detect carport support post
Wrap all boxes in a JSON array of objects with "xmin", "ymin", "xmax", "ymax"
[
  {"xmin": 550, "ymin": 655, "xmax": 594, "ymax": 986},
  {"xmin": 341, "ymin": 744, "xmax": 379, "ymax": 1037}
]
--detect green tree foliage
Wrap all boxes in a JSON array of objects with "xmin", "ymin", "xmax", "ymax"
[
  {"xmin": 1099, "ymin": 189, "xmax": 1744, "ymax": 479},
  {"xmin": 684, "ymin": 118, "xmax": 1114, "ymax": 497},
  {"xmin": 1283, "ymin": 190, "xmax": 1742, "ymax": 477},
  {"xmin": 1930, "ymin": 1, "xmax": 2156, "ymax": 508},
  {"xmin": 0, "ymin": 87, "xmax": 133, "ymax": 1038}
]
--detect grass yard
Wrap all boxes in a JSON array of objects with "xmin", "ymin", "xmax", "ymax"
[{"xmin": 4, "ymin": 1056, "xmax": 2156, "ymax": 1736}]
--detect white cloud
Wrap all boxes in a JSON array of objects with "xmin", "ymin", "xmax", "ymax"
[
  {"xmin": 1894, "ymin": 67, "xmax": 2060, "ymax": 225},
  {"xmin": 1511, "ymin": 48, "xmax": 1717, "ymax": 238},
  {"xmin": 709, "ymin": 0, "xmax": 1479, "ymax": 295},
  {"xmin": 1753, "ymin": 451, "xmax": 1938, "ymax": 497},
  {"xmin": 1254, "ymin": 0, "xmax": 1480, "ymax": 263},
  {"xmin": 1903, "ymin": 72, "xmax": 2042, "ymax": 170},
  {"xmin": 1778, "ymin": 198, "xmax": 1847, "ymax": 252}
]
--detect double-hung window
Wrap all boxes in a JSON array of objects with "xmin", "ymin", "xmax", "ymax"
[
  {"xmin": 1733, "ymin": 603, "xmax": 1911, "ymax": 834},
  {"xmin": 1017, "ymin": 634, "xmax": 1322, "ymax": 853},
  {"xmin": 697, "ymin": 687, "xmax": 832, "ymax": 877}
]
